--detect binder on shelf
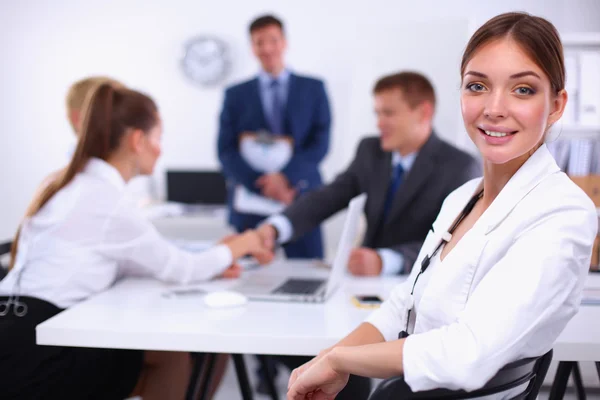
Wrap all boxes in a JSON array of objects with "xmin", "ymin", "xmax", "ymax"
[
  {"xmin": 579, "ymin": 51, "xmax": 600, "ymax": 126},
  {"xmin": 567, "ymin": 139, "xmax": 594, "ymax": 176},
  {"xmin": 593, "ymin": 140, "xmax": 600, "ymax": 174},
  {"xmin": 547, "ymin": 140, "xmax": 570, "ymax": 171},
  {"xmin": 562, "ymin": 54, "xmax": 579, "ymax": 125}
]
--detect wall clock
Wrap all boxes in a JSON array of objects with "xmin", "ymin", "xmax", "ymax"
[{"xmin": 180, "ymin": 36, "xmax": 231, "ymax": 87}]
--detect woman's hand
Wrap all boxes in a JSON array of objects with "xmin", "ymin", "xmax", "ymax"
[
  {"xmin": 220, "ymin": 263, "xmax": 242, "ymax": 279},
  {"xmin": 287, "ymin": 351, "xmax": 349, "ymax": 400},
  {"xmin": 221, "ymin": 230, "xmax": 274, "ymax": 265},
  {"xmin": 218, "ymin": 234, "xmax": 238, "ymax": 245},
  {"xmin": 243, "ymin": 230, "xmax": 275, "ymax": 264},
  {"xmin": 288, "ymin": 348, "xmax": 332, "ymax": 390}
]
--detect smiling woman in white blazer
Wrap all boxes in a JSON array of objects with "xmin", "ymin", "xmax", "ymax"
[{"xmin": 286, "ymin": 12, "xmax": 599, "ymax": 400}]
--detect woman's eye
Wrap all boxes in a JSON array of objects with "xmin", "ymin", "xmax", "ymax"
[
  {"xmin": 466, "ymin": 83, "xmax": 485, "ymax": 92},
  {"xmin": 515, "ymin": 86, "xmax": 536, "ymax": 96}
]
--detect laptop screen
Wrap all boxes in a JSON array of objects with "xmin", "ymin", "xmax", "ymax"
[
  {"xmin": 166, "ymin": 170, "xmax": 227, "ymax": 205},
  {"xmin": 323, "ymin": 193, "xmax": 367, "ymax": 299}
]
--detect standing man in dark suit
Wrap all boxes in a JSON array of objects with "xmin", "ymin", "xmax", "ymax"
[
  {"xmin": 217, "ymin": 14, "xmax": 332, "ymax": 394},
  {"xmin": 259, "ymin": 71, "xmax": 482, "ymax": 279},
  {"xmin": 218, "ymin": 14, "xmax": 331, "ymax": 260}
]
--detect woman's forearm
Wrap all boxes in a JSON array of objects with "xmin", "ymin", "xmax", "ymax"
[
  {"xmin": 328, "ymin": 339, "xmax": 406, "ymax": 379},
  {"xmin": 333, "ymin": 322, "xmax": 385, "ymax": 349}
]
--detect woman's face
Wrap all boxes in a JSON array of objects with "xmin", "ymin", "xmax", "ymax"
[
  {"xmin": 68, "ymin": 109, "xmax": 81, "ymax": 136},
  {"xmin": 461, "ymin": 38, "xmax": 566, "ymax": 167},
  {"xmin": 137, "ymin": 118, "xmax": 163, "ymax": 175}
]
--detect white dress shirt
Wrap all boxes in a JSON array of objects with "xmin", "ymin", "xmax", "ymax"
[
  {"xmin": 267, "ymin": 151, "xmax": 417, "ymax": 275},
  {"xmin": 377, "ymin": 151, "xmax": 417, "ymax": 275},
  {"xmin": 366, "ymin": 144, "xmax": 598, "ymax": 393},
  {"xmin": 258, "ymin": 68, "xmax": 291, "ymax": 126},
  {"xmin": 0, "ymin": 158, "xmax": 233, "ymax": 308}
]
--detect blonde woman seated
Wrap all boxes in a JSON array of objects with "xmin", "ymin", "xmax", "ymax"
[
  {"xmin": 28, "ymin": 76, "xmax": 125, "ymax": 205},
  {"xmin": 0, "ymin": 83, "xmax": 272, "ymax": 400},
  {"xmin": 66, "ymin": 76, "xmax": 125, "ymax": 134}
]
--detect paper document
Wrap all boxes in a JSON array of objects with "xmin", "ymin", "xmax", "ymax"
[
  {"xmin": 240, "ymin": 135, "xmax": 292, "ymax": 173},
  {"xmin": 143, "ymin": 202, "xmax": 187, "ymax": 219},
  {"xmin": 582, "ymin": 287, "xmax": 600, "ymax": 305},
  {"xmin": 143, "ymin": 203, "xmax": 227, "ymax": 219},
  {"xmin": 233, "ymin": 185, "xmax": 286, "ymax": 216}
]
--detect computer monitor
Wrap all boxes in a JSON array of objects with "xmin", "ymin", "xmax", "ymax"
[{"xmin": 166, "ymin": 170, "xmax": 227, "ymax": 205}]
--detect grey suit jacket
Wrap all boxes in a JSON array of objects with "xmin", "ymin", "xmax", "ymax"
[{"xmin": 282, "ymin": 133, "xmax": 482, "ymax": 274}]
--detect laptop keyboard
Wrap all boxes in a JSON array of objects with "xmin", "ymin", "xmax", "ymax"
[{"xmin": 272, "ymin": 278, "xmax": 325, "ymax": 295}]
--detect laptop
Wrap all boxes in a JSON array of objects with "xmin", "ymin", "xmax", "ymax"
[
  {"xmin": 236, "ymin": 193, "xmax": 367, "ymax": 303},
  {"xmin": 166, "ymin": 170, "xmax": 227, "ymax": 207}
]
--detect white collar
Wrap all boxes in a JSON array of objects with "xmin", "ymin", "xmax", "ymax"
[
  {"xmin": 392, "ymin": 151, "xmax": 418, "ymax": 172},
  {"xmin": 83, "ymin": 158, "xmax": 127, "ymax": 191},
  {"xmin": 480, "ymin": 144, "xmax": 561, "ymax": 234},
  {"xmin": 258, "ymin": 68, "xmax": 291, "ymax": 87}
]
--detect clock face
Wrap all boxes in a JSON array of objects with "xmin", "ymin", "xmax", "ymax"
[{"xmin": 180, "ymin": 36, "xmax": 231, "ymax": 87}]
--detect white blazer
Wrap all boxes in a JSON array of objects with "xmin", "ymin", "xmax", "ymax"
[{"xmin": 366, "ymin": 144, "xmax": 598, "ymax": 393}]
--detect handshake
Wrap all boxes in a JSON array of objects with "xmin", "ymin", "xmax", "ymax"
[
  {"xmin": 217, "ymin": 224, "xmax": 280, "ymax": 278},
  {"xmin": 219, "ymin": 223, "xmax": 386, "ymax": 278}
]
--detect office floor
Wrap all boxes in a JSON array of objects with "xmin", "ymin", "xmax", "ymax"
[
  {"xmin": 213, "ymin": 355, "xmax": 289, "ymax": 400},
  {"xmin": 212, "ymin": 355, "xmax": 600, "ymax": 400}
]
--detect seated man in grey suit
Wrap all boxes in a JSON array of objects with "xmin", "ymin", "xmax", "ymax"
[{"xmin": 258, "ymin": 71, "xmax": 482, "ymax": 277}]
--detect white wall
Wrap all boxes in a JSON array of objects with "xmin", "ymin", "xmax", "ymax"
[{"xmin": 1, "ymin": 0, "xmax": 600, "ymax": 242}]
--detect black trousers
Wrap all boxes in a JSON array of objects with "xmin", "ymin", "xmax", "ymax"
[
  {"xmin": 0, "ymin": 296, "xmax": 143, "ymax": 400},
  {"xmin": 277, "ymin": 355, "xmax": 372, "ymax": 400}
]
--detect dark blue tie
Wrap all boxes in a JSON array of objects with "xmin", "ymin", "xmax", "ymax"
[
  {"xmin": 269, "ymin": 79, "xmax": 284, "ymax": 134},
  {"xmin": 382, "ymin": 163, "xmax": 404, "ymax": 220}
]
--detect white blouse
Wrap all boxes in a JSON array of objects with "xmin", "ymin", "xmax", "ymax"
[
  {"xmin": 366, "ymin": 144, "xmax": 598, "ymax": 394},
  {"xmin": 0, "ymin": 158, "xmax": 233, "ymax": 308}
]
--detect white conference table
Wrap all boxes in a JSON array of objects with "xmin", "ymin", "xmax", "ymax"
[
  {"xmin": 37, "ymin": 261, "xmax": 397, "ymax": 400},
  {"xmin": 36, "ymin": 261, "xmax": 399, "ymax": 356},
  {"xmin": 35, "ymin": 264, "xmax": 600, "ymax": 399},
  {"xmin": 36, "ymin": 266, "xmax": 600, "ymax": 361}
]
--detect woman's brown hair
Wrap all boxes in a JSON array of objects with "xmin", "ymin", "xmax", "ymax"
[
  {"xmin": 9, "ymin": 84, "xmax": 158, "ymax": 269},
  {"xmin": 461, "ymin": 12, "xmax": 565, "ymax": 94}
]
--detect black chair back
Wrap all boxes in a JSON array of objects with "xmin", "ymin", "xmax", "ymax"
[
  {"xmin": 0, "ymin": 241, "xmax": 12, "ymax": 281},
  {"xmin": 369, "ymin": 349, "xmax": 553, "ymax": 400}
]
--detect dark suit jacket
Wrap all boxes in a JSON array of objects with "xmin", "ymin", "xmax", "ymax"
[
  {"xmin": 217, "ymin": 73, "xmax": 331, "ymax": 230},
  {"xmin": 283, "ymin": 133, "xmax": 482, "ymax": 273}
]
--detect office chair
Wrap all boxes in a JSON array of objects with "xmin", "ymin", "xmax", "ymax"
[
  {"xmin": 186, "ymin": 353, "xmax": 276, "ymax": 400},
  {"xmin": 549, "ymin": 360, "xmax": 587, "ymax": 400},
  {"xmin": 369, "ymin": 349, "xmax": 553, "ymax": 400},
  {"xmin": 0, "ymin": 241, "xmax": 11, "ymax": 281}
]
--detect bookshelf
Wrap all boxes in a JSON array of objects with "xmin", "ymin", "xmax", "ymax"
[
  {"xmin": 560, "ymin": 32, "xmax": 600, "ymax": 137},
  {"xmin": 559, "ymin": 125, "xmax": 600, "ymax": 139},
  {"xmin": 562, "ymin": 33, "xmax": 600, "ymax": 47}
]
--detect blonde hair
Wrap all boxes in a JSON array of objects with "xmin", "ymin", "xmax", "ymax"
[
  {"xmin": 66, "ymin": 76, "xmax": 124, "ymax": 131},
  {"xmin": 10, "ymin": 83, "xmax": 157, "ymax": 270}
]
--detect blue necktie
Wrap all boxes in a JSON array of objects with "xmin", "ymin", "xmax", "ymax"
[
  {"xmin": 382, "ymin": 163, "xmax": 404, "ymax": 220},
  {"xmin": 269, "ymin": 79, "xmax": 284, "ymax": 134}
]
